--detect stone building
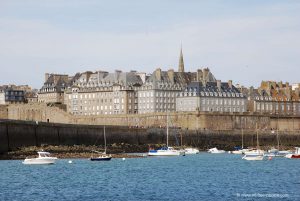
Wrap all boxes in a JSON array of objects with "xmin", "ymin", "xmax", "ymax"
[
  {"xmin": 25, "ymin": 90, "xmax": 38, "ymax": 103},
  {"xmin": 176, "ymin": 80, "xmax": 247, "ymax": 113},
  {"xmin": 64, "ymin": 70, "xmax": 143, "ymax": 115},
  {"xmin": 137, "ymin": 49, "xmax": 216, "ymax": 114},
  {"xmin": 0, "ymin": 85, "xmax": 26, "ymax": 105},
  {"xmin": 38, "ymin": 73, "xmax": 70, "ymax": 103},
  {"xmin": 243, "ymin": 81, "xmax": 300, "ymax": 115}
]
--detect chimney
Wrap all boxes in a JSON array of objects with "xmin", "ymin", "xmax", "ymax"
[
  {"xmin": 45, "ymin": 73, "xmax": 50, "ymax": 82},
  {"xmin": 155, "ymin": 68, "xmax": 161, "ymax": 81},
  {"xmin": 217, "ymin": 80, "xmax": 221, "ymax": 91},
  {"xmin": 167, "ymin": 69, "xmax": 174, "ymax": 83},
  {"xmin": 115, "ymin": 70, "xmax": 122, "ymax": 82},
  {"xmin": 53, "ymin": 75, "xmax": 60, "ymax": 85},
  {"xmin": 228, "ymin": 80, "xmax": 232, "ymax": 89},
  {"xmin": 202, "ymin": 68, "xmax": 209, "ymax": 83},
  {"xmin": 196, "ymin": 69, "xmax": 203, "ymax": 82}
]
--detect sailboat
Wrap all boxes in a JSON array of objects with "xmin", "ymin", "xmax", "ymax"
[
  {"xmin": 265, "ymin": 125, "xmax": 290, "ymax": 157},
  {"xmin": 232, "ymin": 127, "xmax": 250, "ymax": 154},
  {"xmin": 148, "ymin": 114, "xmax": 184, "ymax": 156},
  {"xmin": 242, "ymin": 123, "xmax": 264, "ymax": 161},
  {"xmin": 90, "ymin": 125, "xmax": 112, "ymax": 161}
]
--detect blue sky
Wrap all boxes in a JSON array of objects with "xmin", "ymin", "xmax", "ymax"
[{"xmin": 0, "ymin": 0, "xmax": 299, "ymax": 88}]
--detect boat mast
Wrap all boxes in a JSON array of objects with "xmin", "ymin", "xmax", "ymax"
[
  {"xmin": 256, "ymin": 122, "xmax": 260, "ymax": 150},
  {"xmin": 241, "ymin": 118, "xmax": 244, "ymax": 149},
  {"xmin": 166, "ymin": 113, "xmax": 169, "ymax": 147},
  {"xmin": 242, "ymin": 127, "xmax": 244, "ymax": 149},
  {"xmin": 277, "ymin": 115, "xmax": 280, "ymax": 151},
  {"xmin": 104, "ymin": 125, "xmax": 107, "ymax": 154}
]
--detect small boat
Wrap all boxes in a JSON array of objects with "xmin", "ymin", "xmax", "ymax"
[
  {"xmin": 23, "ymin": 151, "xmax": 57, "ymax": 165},
  {"xmin": 264, "ymin": 148, "xmax": 291, "ymax": 157},
  {"xmin": 265, "ymin": 127, "xmax": 291, "ymax": 157},
  {"xmin": 232, "ymin": 126, "xmax": 247, "ymax": 155},
  {"xmin": 148, "ymin": 114, "xmax": 184, "ymax": 156},
  {"xmin": 90, "ymin": 151, "xmax": 112, "ymax": 161},
  {"xmin": 90, "ymin": 126, "xmax": 112, "ymax": 161},
  {"xmin": 242, "ymin": 123, "xmax": 264, "ymax": 161},
  {"xmin": 184, "ymin": 147, "xmax": 200, "ymax": 154},
  {"xmin": 242, "ymin": 149, "xmax": 264, "ymax": 161},
  {"xmin": 285, "ymin": 147, "xmax": 300, "ymax": 159},
  {"xmin": 208, "ymin": 147, "xmax": 225, "ymax": 154},
  {"xmin": 148, "ymin": 146, "xmax": 183, "ymax": 156}
]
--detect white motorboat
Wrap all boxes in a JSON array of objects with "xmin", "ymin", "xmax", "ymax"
[
  {"xmin": 184, "ymin": 147, "xmax": 200, "ymax": 154},
  {"xmin": 148, "ymin": 146, "xmax": 183, "ymax": 156},
  {"xmin": 148, "ymin": 114, "xmax": 183, "ymax": 156},
  {"xmin": 208, "ymin": 147, "xmax": 225, "ymax": 154},
  {"xmin": 23, "ymin": 151, "xmax": 58, "ymax": 165}
]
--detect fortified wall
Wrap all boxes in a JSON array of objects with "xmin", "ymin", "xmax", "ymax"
[
  {"xmin": 7, "ymin": 103, "xmax": 300, "ymax": 132},
  {"xmin": 0, "ymin": 105, "xmax": 8, "ymax": 119},
  {"xmin": 1, "ymin": 120, "xmax": 300, "ymax": 154}
]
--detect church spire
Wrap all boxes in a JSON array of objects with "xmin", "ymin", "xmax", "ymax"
[{"xmin": 178, "ymin": 46, "xmax": 185, "ymax": 72}]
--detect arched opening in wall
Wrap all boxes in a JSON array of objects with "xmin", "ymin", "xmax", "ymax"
[{"xmin": 47, "ymin": 119, "xmax": 49, "ymax": 123}]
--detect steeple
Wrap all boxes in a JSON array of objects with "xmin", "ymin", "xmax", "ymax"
[{"xmin": 178, "ymin": 46, "xmax": 185, "ymax": 72}]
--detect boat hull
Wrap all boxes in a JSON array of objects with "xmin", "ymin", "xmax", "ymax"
[
  {"xmin": 22, "ymin": 157, "xmax": 57, "ymax": 165},
  {"xmin": 242, "ymin": 155, "xmax": 264, "ymax": 161},
  {"xmin": 184, "ymin": 148, "xmax": 200, "ymax": 154},
  {"xmin": 285, "ymin": 154, "xmax": 300, "ymax": 159},
  {"xmin": 90, "ymin": 157, "xmax": 112, "ymax": 161},
  {"xmin": 148, "ymin": 150, "xmax": 182, "ymax": 156}
]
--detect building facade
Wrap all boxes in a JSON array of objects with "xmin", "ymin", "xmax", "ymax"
[
  {"xmin": 245, "ymin": 81, "xmax": 300, "ymax": 115},
  {"xmin": 138, "ymin": 49, "xmax": 216, "ymax": 114},
  {"xmin": 176, "ymin": 80, "xmax": 247, "ymax": 113},
  {"xmin": 64, "ymin": 70, "xmax": 143, "ymax": 115},
  {"xmin": 0, "ymin": 86, "xmax": 25, "ymax": 105},
  {"xmin": 38, "ymin": 73, "xmax": 70, "ymax": 103}
]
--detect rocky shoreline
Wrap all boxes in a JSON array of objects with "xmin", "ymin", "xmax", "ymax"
[
  {"xmin": 0, "ymin": 144, "xmax": 151, "ymax": 160},
  {"xmin": 0, "ymin": 143, "xmax": 297, "ymax": 160}
]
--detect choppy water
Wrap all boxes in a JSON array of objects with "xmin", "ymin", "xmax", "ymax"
[{"xmin": 0, "ymin": 153, "xmax": 299, "ymax": 201}]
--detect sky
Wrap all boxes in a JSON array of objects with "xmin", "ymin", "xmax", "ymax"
[{"xmin": 0, "ymin": 0, "xmax": 299, "ymax": 88}]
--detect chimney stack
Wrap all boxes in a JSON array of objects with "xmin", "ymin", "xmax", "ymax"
[
  {"xmin": 196, "ymin": 69, "xmax": 203, "ymax": 82},
  {"xmin": 45, "ymin": 73, "xmax": 50, "ymax": 82},
  {"xmin": 167, "ymin": 69, "xmax": 174, "ymax": 83},
  {"xmin": 202, "ymin": 68, "xmax": 209, "ymax": 86},
  {"xmin": 217, "ymin": 80, "xmax": 221, "ymax": 91},
  {"xmin": 155, "ymin": 68, "xmax": 161, "ymax": 81},
  {"xmin": 228, "ymin": 80, "xmax": 233, "ymax": 89}
]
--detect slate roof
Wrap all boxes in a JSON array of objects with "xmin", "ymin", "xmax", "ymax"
[{"xmin": 183, "ymin": 81, "xmax": 245, "ymax": 98}]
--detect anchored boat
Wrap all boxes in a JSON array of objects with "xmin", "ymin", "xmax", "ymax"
[
  {"xmin": 285, "ymin": 147, "xmax": 300, "ymax": 159},
  {"xmin": 90, "ymin": 125, "xmax": 112, "ymax": 161},
  {"xmin": 23, "ymin": 151, "xmax": 57, "ymax": 165},
  {"xmin": 148, "ymin": 114, "xmax": 183, "ymax": 156}
]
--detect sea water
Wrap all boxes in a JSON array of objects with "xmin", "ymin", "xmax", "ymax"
[{"xmin": 0, "ymin": 153, "xmax": 299, "ymax": 201}]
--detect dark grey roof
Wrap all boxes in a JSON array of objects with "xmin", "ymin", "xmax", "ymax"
[{"xmin": 183, "ymin": 81, "xmax": 245, "ymax": 98}]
